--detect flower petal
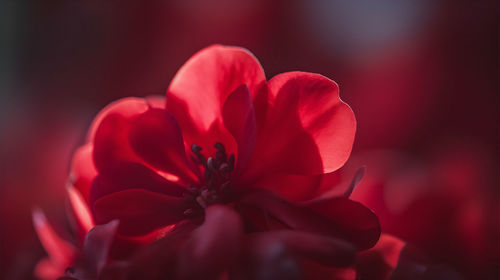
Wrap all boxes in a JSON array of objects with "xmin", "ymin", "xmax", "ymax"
[
  {"xmin": 245, "ymin": 72, "xmax": 355, "ymax": 179},
  {"xmin": 177, "ymin": 205, "xmax": 244, "ymax": 280},
  {"xmin": 222, "ymin": 84, "xmax": 257, "ymax": 174},
  {"xmin": 242, "ymin": 190, "xmax": 380, "ymax": 250},
  {"xmin": 295, "ymin": 167, "xmax": 366, "ymax": 202},
  {"xmin": 69, "ymin": 144, "xmax": 97, "ymax": 204},
  {"xmin": 92, "ymin": 97, "xmax": 196, "ymax": 184},
  {"xmin": 250, "ymin": 171, "xmax": 341, "ymax": 202},
  {"xmin": 128, "ymin": 108, "xmax": 197, "ymax": 182},
  {"xmin": 166, "ymin": 45, "xmax": 265, "ymax": 157},
  {"xmin": 92, "ymin": 98, "xmax": 149, "ymax": 172},
  {"xmin": 305, "ymin": 197, "xmax": 381, "ymax": 250},
  {"xmin": 101, "ymin": 221, "xmax": 197, "ymax": 280},
  {"xmin": 237, "ymin": 236, "xmax": 300, "ymax": 280},
  {"xmin": 90, "ymin": 161, "xmax": 186, "ymax": 208},
  {"xmin": 34, "ymin": 258, "xmax": 64, "ymax": 280},
  {"xmin": 70, "ymin": 220, "xmax": 119, "ymax": 279},
  {"xmin": 355, "ymin": 234, "xmax": 406, "ymax": 279},
  {"xmin": 93, "ymin": 189, "xmax": 187, "ymax": 236},
  {"xmin": 88, "ymin": 97, "xmax": 150, "ymax": 144}
]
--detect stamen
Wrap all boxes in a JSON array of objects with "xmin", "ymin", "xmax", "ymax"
[
  {"xmin": 186, "ymin": 142, "xmax": 235, "ymax": 210},
  {"xmin": 191, "ymin": 144, "xmax": 202, "ymax": 153},
  {"xmin": 190, "ymin": 144, "xmax": 206, "ymax": 165}
]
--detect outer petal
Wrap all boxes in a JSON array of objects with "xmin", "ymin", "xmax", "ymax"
[
  {"xmin": 241, "ymin": 190, "xmax": 379, "ymax": 250},
  {"xmin": 93, "ymin": 189, "xmax": 187, "ymax": 236},
  {"xmin": 92, "ymin": 98, "xmax": 196, "ymax": 183},
  {"xmin": 67, "ymin": 186, "xmax": 94, "ymax": 236},
  {"xmin": 177, "ymin": 205, "xmax": 244, "ymax": 280},
  {"xmin": 90, "ymin": 161, "xmax": 186, "ymax": 208},
  {"xmin": 244, "ymin": 72, "xmax": 355, "ymax": 180},
  {"xmin": 166, "ymin": 45, "xmax": 266, "ymax": 157}
]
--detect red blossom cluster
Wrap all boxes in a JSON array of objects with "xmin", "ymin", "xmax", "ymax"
[{"xmin": 33, "ymin": 46, "xmax": 463, "ymax": 280}]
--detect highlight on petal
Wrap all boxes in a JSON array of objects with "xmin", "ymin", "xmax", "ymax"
[
  {"xmin": 167, "ymin": 44, "xmax": 265, "ymax": 132},
  {"xmin": 166, "ymin": 45, "xmax": 265, "ymax": 158},
  {"xmin": 246, "ymin": 72, "xmax": 356, "ymax": 178},
  {"xmin": 177, "ymin": 205, "xmax": 244, "ymax": 280},
  {"xmin": 93, "ymin": 189, "xmax": 187, "ymax": 236},
  {"xmin": 67, "ymin": 186, "xmax": 94, "ymax": 234},
  {"xmin": 306, "ymin": 197, "xmax": 381, "ymax": 250}
]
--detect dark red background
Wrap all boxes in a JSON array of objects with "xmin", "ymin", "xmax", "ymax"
[{"xmin": 0, "ymin": 0, "xmax": 498, "ymax": 279}]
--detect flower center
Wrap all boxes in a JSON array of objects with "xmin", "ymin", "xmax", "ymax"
[{"xmin": 183, "ymin": 142, "xmax": 235, "ymax": 215}]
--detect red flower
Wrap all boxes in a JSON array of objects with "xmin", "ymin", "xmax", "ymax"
[{"xmin": 36, "ymin": 45, "xmax": 382, "ymax": 279}]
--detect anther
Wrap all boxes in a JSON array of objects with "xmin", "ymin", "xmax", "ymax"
[
  {"xmin": 191, "ymin": 144, "xmax": 202, "ymax": 153},
  {"xmin": 214, "ymin": 142, "xmax": 225, "ymax": 152}
]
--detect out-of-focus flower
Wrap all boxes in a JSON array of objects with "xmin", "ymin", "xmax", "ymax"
[
  {"xmin": 349, "ymin": 146, "xmax": 500, "ymax": 279},
  {"xmin": 34, "ymin": 45, "xmax": 386, "ymax": 279},
  {"xmin": 32, "ymin": 208, "xmax": 117, "ymax": 280}
]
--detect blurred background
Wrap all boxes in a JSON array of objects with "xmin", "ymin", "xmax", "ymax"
[{"xmin": 0, "ymin": 0, "xmax": 498, "ymax": 279}]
